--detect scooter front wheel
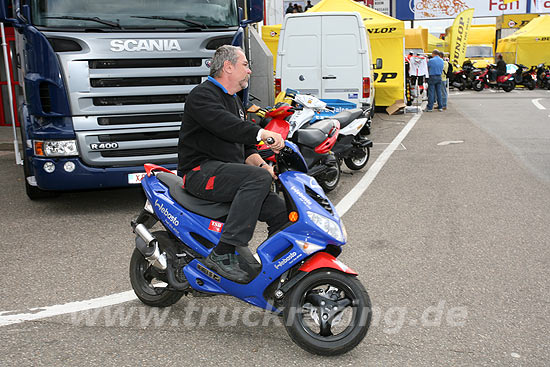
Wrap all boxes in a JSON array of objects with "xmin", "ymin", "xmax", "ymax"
[
  {"xmin": 473, "ymin": 80, "xmax": 484, "ymax": 91},
  {"xmin": 283, "ymin": 270, "xmax": 372, "ymax": 356},
  {"xmin": 318, "ymin": 163, "xmax": 341, "ymax": 192}
]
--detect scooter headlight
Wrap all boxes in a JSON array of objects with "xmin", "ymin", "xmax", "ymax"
[{"xmin": 307, "ymin": 211, "xmax": 344, "ymax": 242}]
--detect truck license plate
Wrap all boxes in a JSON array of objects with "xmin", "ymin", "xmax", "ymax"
[{"xmin": 128, "ymin": 170, "xmax": 177, "ymax": 184}]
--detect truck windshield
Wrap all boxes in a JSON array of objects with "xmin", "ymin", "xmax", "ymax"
[
  {"xmin": 465, "ymin": 46, "xmax": 493, "ymax": 58},
  {"xmin": 31, "ymin": 0, "xmax": 239, "ymax": 29}
]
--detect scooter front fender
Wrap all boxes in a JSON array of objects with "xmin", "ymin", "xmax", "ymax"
[{"xmin": 299, "ymin": 252, "xmax": 357, "ymax": 275}]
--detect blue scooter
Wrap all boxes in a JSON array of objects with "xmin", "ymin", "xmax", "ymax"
[{"xmin": 129, "ymin": 141, "xmax": 371, "ymax": 355}]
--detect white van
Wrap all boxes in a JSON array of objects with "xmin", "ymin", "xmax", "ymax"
[{"xmin": 275, "ymin": 12, "xmax": 380, "ymax": 114}]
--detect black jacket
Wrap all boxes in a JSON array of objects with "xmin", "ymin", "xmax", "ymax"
[
  {"xmin": 177, "ymin": 80, "xmax": 261, "ymax": 174},
  {"xmin": 496, "ymin": 60, "xmax": 506, "ymax": 75}
]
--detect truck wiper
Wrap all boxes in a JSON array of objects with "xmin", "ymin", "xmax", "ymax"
[
  {"xmin": 44, "ymin": 16, "xmax": 122, "ymax": 29},
  {"xmin": 131, "ymin": 16, "xmax": 208, "ymax": 29}
]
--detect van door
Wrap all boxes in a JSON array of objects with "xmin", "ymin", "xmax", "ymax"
[
  {"xmin": 321, "ymin": 15, "xmax": 363, "ymax": 106},
  {"xmin": 279, "ymin": 15, "xmax": 322, "ymax": 96}
]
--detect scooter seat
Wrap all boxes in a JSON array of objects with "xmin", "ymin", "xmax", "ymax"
[
  {"xmin": 156, "ymin": 172, "xmax": 230, "ymax": 220},
  {"xmin": 293, "ymin": 118, "xmax": 337, "ymax": 148},
  {"xmin": 329, "ymin": 108, "xmax": 363, "ymax": 129}
]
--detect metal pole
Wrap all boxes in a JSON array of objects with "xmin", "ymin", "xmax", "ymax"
[{"xmin": 1, "ymin": 22, "xmax": 22, "ymax": 165}]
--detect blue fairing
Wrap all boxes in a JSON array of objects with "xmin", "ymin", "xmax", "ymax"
[{"xmin": 140, "ymin": 165, "xmax": 345, "ymax": 311}]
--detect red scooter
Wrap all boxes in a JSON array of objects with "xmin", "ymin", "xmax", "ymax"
[
  {"xmin": 250, "ymin": 101, "xmax": 342, "ymax": 192},
  {"xmin": 473, "ymin": 65, "xmax": 515, "ymax": 92}
]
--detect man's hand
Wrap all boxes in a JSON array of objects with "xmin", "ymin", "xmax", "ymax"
[
  {"xmin": 260, "ymin": 130, "xmax": 285, "ymax": 153},
  {"xmin": 261, "ymin": 163, "xmax": 277, "ymax": 180}
]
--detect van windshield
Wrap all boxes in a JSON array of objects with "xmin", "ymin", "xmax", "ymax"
[
  {"xmin": 465, "ymin": 46, "xmax": 493, "ymax": 58},
  {"xmin": 31, "ymin": 0, "xmax": 239, "ymax": 29}
]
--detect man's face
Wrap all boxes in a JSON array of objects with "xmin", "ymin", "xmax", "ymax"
[{"xmin": 233, "ymin": 50, "xmax": 251, "ymax": 91}]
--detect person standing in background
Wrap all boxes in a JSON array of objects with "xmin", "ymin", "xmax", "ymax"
[
  {"xmin": 426, "ymin": 50, "xmax": 444, "ymax": 112},
  {"xmin": 440, "ymin": 51, "xmax": 449, "ymax": 111},
  {"xmin": 305, "ymin": 0, "xmax": 313, "ymax": 10},
  {"xmin": 285, "ymin": 2, "xmax": 294, "ymax": 14}
]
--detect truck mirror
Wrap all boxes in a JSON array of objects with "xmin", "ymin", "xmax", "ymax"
[
  {"xmin": 0, "ymin": 0, "xmax": 19, "ymax": 24},
  {"xmin": 240, "ymin": 0, "xmax": 263, "ymax": 25},
  {"xmin": 374, "ymin": 58, "xmax": 383, "ymax": 70}
]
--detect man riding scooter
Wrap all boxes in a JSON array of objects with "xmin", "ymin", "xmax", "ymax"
[
  {"xmin": 490, "ymin": 53, "xmax": 506, "ymax": 84},
  {"xmin": 177, "ymin": 45, "xmax": 287, "ymax": 283}
]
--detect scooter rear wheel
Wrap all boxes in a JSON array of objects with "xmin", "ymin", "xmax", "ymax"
[
  {"xmin": 344, "ymin": 147, "xmax": 370, "ymax": 170},
  {"xmin": 129, "ymin": 231, "xmax": 185, "ymax": 307},
  {"xmin": 283, "ymin": 270, "xmax": 372, "ymax": 356},
  {"xmin": 502, "ymin": 80, "xmax": 514, "ymax": 92}
]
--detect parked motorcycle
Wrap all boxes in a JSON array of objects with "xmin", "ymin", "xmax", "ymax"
[
  {"xmin": 451, "ymin": 61, "xmax": 482, "ymax": 90},
  {"xmin": 129, "ymin": 142, "xmax": 372, "ymax": 355},
  {"xmin": 473, "ymin": 65, "xmax": 515, "ymax": 92},
  {"xmin": 254, "ymin": 92, "xmax": 373, "ymax": 190},
  {"xmin": 512, "ymin": 64, "xmax": 536, "ymax": 90},
  {"xmin": 535, "ymin": 64, "xmax": 550, "ymax": 90},
  {"xmin": 252, "ymin": 99, "xmax": 342, "ymax": 192}
]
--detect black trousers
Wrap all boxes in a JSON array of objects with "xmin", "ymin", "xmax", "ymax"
[{"xmin": 183, "ymin": 160, "xmax": 287, "ymax": 247}]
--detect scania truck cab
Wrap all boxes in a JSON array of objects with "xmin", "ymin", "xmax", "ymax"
[{"xmin": 0, "ymin": 0, "xmax": 262, "ymax": 199}]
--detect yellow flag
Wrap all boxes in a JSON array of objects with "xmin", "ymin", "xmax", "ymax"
[{"xmin": 449, "ymin": 9, "xmax": 475, "ymax": 67}]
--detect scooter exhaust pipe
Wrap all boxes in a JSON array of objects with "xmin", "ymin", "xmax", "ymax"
[{"xmin": 134, "ymin": 224, "xmax": 167, "ymax": 270}]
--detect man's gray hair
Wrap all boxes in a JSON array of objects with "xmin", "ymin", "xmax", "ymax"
[{"xmin": 209, "ymin": 45, "xmax": 244, "ymax": 78}]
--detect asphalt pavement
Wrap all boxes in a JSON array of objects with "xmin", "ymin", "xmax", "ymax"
[{"xmin": 0, "ymin": 88, "xmax": 549, "ymax": 366}]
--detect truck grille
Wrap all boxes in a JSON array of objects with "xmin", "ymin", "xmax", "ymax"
[
  {"xmin": 98, "ymin": 130, "xmax": 179, "ymax": 142},
  {"xmin": 76, "ymin": 127, "xmax": 179, "ymax": 167},
  {"xmin": 93, "ymin": 94, "xmax": 187, "ymax": 106},
  {"xmin": 90, "ymin": 76, "xmax": 201, "ymax": 88},
  {"xmin": 89, "ymin": 58, "xmax": 202, "ymax": 69},
  {"xmin": 97, "ymin": 113, "xmax": 183, "ymax": 126},
  {"xmin": 100, "ymin": 146, "xmax": 178, "ymax": 158}
]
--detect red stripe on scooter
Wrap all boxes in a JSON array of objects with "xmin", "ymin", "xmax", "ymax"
[
  {"xmin": 205, "ymin": 176, "xmax": 216, "ymax": 190},
  {"xmin": 181, "ymin": 174, "xmax": 186, "ymax": 189},
  {"xmin": 299, "ymin": 252, "xmax": 357, "ymax": 275},
  {"xmin": 192, "ymin": 165, "xmax": 201, "ymax": 171}
]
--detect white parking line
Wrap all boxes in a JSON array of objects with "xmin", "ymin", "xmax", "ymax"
[
  {"xmin": 0, "ymin": 291, "xmax": 137, "ymax": 327},
  {"xmin": 336, "ymin": 110, "xmax": 421, "ymax": 216},
  {"xmin": 532, "ymin": 98, "xmax": 546, "ymax": 110},
  {"xmin": 0, "ymin": 111, "xmax": 423, "ymax": 327}
]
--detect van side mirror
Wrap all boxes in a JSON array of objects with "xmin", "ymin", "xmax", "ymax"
[{"xmin": 373, "ymin": 58, "xmax": 383, "ymax": 70}]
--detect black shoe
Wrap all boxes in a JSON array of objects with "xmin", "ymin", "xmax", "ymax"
[
  {"xmin": 235, "ymin": 247, "xmax": 262, "ymax": 276},
  {"xmin": 205, "ymin": 251, "xmax": 250, "ymax": 284}
]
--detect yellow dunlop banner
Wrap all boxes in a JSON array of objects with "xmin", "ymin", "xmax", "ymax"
[{"xmin": 449, "ymin": 9, "xmax": 474, "ymax": 67}]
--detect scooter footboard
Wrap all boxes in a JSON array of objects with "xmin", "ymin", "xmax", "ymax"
[{"xmin": 298, "ymin": 252, "xmax": 357, "ymax": 275}]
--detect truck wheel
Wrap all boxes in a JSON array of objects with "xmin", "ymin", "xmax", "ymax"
[{"xmin": 22, "ymin": 151, "xmax": 59, "ymax": 200}]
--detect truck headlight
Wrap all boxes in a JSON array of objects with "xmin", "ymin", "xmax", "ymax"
[
  {"xmin": 34, "ymin": 140, "xmax": 78, "ymax": 157},
  {"xmin": 307, "ymin": 211, "xmax": 344, "ymax": 242}
]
